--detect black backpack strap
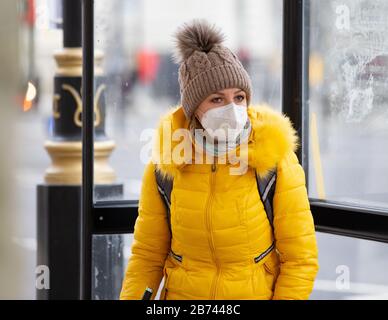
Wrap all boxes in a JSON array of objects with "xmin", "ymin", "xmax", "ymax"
[
  {"xmin": 154, "ymin": 168, "xmax": 173, "ymax": 234},
  {"xmin": 255, "ymin": 168, "xmax": 277, "ymax": 229}
]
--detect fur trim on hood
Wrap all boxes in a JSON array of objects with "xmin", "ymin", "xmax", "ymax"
[{"xmin": 151, "ymin": 105, "xmax": 299, "ymax": 180}]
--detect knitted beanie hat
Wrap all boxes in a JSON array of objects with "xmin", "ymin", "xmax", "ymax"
[{"xmin": 172, "ymin": 19, "xmax": 252, "ymax": 120}]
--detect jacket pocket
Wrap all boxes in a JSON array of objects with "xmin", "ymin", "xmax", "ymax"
[
  {"xmin": 160, "ymin": 252, "xmax": 182, "ymax": 300},
  {"xmin": 162, "ymin": 267, "xmax": 178, "ymax": 300},
  {"xmin": 263, "ymin": 251, "xmax": 280, "ymax": 294},
  {"xmin": 254, "ymin": 242, "xmax": 275, "ymax": 264},
  {"xmin": 252, "ymin": 242, "xmax": 280, "ymax": 298},
  {"xmin": 160, "ymin": 266, "xmax": 171, "ymax": 300},
  {"xmin": 263, "ymin": 262, "xmax": 276, "ymax": 293}
]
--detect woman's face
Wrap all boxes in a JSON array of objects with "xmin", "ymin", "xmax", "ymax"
[{"xmin": 194, "ymin": 87, "xmax": 247, "ymax": 121}]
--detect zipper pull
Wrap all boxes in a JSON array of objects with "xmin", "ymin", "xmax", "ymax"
[
  {"xmin": 212, "ymin": 162, "xmax": 217, "ymax": 172},
  {"xmin": 141, "ymin": 287, "xmax": 153, "ymax": 300}
]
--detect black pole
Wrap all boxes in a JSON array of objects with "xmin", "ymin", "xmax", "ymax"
[
  {"xmin": 302, "ymin": 0, "xmax": 310, "ymax": 189},
  {"xmin": 282, "ymin": 0, "xmax": 304, "ymax": 163},
  {"xmin": 63, "ymin": 0, "xmax": 82, "ymax": 47},
  {"xmin": 81, "ymin": 0, "xmax": 94, "ymax": 300}
]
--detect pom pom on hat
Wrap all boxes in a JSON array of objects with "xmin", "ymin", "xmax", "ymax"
[{"xmin": 172, "ymin": 19, "xmax": 225, "ymax": 64}]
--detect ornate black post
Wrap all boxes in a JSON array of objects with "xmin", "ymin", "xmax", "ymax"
[{"xmin": 37, "ymin": 0, "xmax": 123, "ymax": 299}]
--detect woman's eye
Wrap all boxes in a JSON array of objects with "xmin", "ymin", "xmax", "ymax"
[
  {"xmin": 235, "ymin": 95, "xmax": 245, "ymax": 102},
  {"xmin": 211, "ymin": 97, "xmax": 222, "ymax": 104}
]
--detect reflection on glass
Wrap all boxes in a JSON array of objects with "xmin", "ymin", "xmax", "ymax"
[
  {"xmin": 93, "ymin": 0, "xmax": 283, "ymax": 202},
  {"xmin": 311, "ymin": 232, "xmax": 388, "ymax": 300},
  {"xmin": 307, "ymin": 0, "xmax": 388, "ymax": 208},
  {"xmin": 92, "ymin": 234, "xmax": 126, "ymax": 300}
]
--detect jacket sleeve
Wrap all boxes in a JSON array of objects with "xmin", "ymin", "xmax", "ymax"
[
  {"xmin": 119, "ymin": 162, "xmax": 171, "ymax": 300},
  {"xmin": 272, "ymin": 151, "xmax": 319, "ymax": 300}
]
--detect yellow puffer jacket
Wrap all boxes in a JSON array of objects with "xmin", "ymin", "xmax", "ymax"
[{"xmin": 120, "ymin": 105, "xmax": 319, "ymax": 300}]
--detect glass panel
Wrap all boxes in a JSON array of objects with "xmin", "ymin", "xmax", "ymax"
[
  {"xmin": 311, "ymin": 232, "xmax": 388, "ymax": 300},
  {"xmin": 92, "ymin": 234, "xmax": 166, "ymax": 300},
  {"xmin": 92, "ymin": 234, "xmax": 126, "ymax": 300},
  {"xmin": 93, "ymin": 0, "xmax": 283, "ymax": 202},
  {"xmin": 306, "ymin": 0, "xmax": 388, "ymax": 208}
]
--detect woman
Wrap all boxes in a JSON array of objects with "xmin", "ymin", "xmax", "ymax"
[{"xmin": 120, "ymin": 19, "xmax": 319, "ymax": 300}]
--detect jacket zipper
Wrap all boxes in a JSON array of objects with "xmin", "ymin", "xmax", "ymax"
[
  {"xmin": 170, "ymin": 249, "xmax": 183, "ymax": 263},
  {"xmin": 206, "ymin": 162, "xmax": 220, "ymax": 299},
  {"xmin": 254, "ymin": 241, "xmax": 275, "ymax": 263}
]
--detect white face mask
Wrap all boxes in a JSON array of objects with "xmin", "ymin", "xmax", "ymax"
[{"xmin": 198, "ymin": 102, "xmax": 248, "ymax": 142}]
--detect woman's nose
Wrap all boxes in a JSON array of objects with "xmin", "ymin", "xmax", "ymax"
[{"xmin": 225, "ymin": 96, "xmax": 234, "ymax": 104}]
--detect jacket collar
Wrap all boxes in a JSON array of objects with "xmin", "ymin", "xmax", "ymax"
[{"xmin": 152, "ymin": 104, "xmax": 299, "ymax": 180}]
